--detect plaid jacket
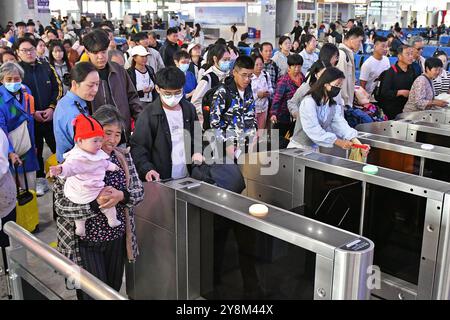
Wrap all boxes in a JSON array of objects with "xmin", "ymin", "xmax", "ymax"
[
  {"xmin": 54, "ymin": 149, "xmax": 144, "ymax": 267},
  {"xmin": 263, "ymin": 60, "xmax": 279, "ymax": 92},
  {"xmin": 270, "ymin": 73, "xmax": 302, "ymax": 124}
]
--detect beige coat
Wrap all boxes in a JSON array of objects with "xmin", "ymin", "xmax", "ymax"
[{"xmin": 337, "ymin": 43, "xmax": 356, "ymax": 107}]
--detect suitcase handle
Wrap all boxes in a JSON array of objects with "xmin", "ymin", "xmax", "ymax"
[{"xmin": 14, "ymin": 159, "xmax": 29, "ymax": 193}]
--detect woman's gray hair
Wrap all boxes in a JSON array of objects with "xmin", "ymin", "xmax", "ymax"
[
  {"xmin": 92, "ymin": 104, "xmax": 125, "ymax": 129},
  {"xmin": 0, "ymin": 62, "xmax": 25, "ymax": 82},
  {"xmin": 108, "ymin": 49, "xmax": 124, "ymax": 61}
]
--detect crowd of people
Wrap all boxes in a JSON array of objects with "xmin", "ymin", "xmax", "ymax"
[{"xmin": 1, "ymin": 14, "xmax": 450, "ymax": 299}]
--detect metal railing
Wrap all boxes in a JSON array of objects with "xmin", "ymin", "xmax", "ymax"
[{"xmin": 4, "ymin": 222, "xmax": 127, "ymax": 300}]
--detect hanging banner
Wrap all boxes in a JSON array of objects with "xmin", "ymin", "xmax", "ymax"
[
  {"xmin": 37, "ymin": 0, "xmax": 50, "ymax": 13},
  {"xmin": 195, "ymin": 6, "xmax": 246, "ymax": 26},
  {"xmin": 27, "ymin": 0, "xmax": 35, "ymax": 10}
]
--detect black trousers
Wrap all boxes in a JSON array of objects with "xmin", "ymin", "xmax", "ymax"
[
  {"xmin": 76, "ymin": 236, "xmax": 125, "ymax": 300},
  {"xmin": 274, "ymin": 121, "xmax": 294, "ymax": 150},
  {"xmin": 34, "ymin": 121, "xmax": 56, "ymax": 178}
]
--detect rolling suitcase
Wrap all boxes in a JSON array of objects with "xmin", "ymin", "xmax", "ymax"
[{"xmin": 14, "ymin": 162, "xmax": 39, "ymax": 233}]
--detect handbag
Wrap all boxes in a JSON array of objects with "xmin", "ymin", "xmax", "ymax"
[
  {"xmin": 191, "ymin": 160, "xmax": 246, "ymax": 194},
  {"xmin": 8, "ymin": 121, "xmax": 32, "ymax": 157}
]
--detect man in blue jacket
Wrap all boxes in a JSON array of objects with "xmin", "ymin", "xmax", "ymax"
[{"xmin": 16, "ymin": 37, "xmax": 63, "ymax": 196}]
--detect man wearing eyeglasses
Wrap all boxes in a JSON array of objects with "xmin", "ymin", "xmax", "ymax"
[
  {"xmin": 130, "ymin": 66, "xmax": 203, "ymax": 182},
  {"xmin": 15, "ymin": 37, "xmax": 63, "ymax": 196},
  {"xmin": 410, "ymin": 36, "xmax": 426, "ymax": 77},
  {"xmin": 209, "ymin": 55, "xmax": 257, "ymax": 160}
]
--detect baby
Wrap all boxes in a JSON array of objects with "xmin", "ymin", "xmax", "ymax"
[{"xmin": 49, "ymin": 114, "xmax": 121, "ymax": 236}]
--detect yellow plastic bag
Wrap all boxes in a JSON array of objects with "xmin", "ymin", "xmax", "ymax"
[
  {"xmin": 45, "ymin": 154, "xmax": 58, "ymax": 182},
  {"xmin": 349, "ymin": 147, "xmax": 364, "ymax": 163}
]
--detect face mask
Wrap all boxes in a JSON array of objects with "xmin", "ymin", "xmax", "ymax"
[
  {"xmin": 178, "ymin": 63, "xmax": 189, "ymax": 73},
  {"xmin": 218, "ymin": 60, "xmax": 231, "ymax": 72},
  {"xmin": 161, "ymin": 93, "xmax": 184, "ymax": 107},
  {"xmin": 4, "ymin": 82, "xmax": 22, "ymax": 93},
  {"xmin": 328, "ymin": 85, "xmax": 341, "ymax": 98}
]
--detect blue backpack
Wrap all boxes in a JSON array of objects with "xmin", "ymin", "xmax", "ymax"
[{"xmin": 344, "ymin": 107, "xmax": 374, "ymax": 128}]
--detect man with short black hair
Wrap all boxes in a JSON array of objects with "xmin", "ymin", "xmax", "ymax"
[
  {"xmin": 237, "ymin": 33, "xmax": 250, "ymax": 47},
  {"xmin": 290, "ymin": 20, "xmax": 302, "ymax": 42},
  {"xmin": 346, "ymin": 19, "xmax": 355, "ymax": 31},
  {"xmin": 130, "ymin": 66, "xmax": 202, "ymax": 181},
  {"xmin": 26, "ymin": 21, "xmax": 40, "ymax": 39},
  {"xmin": 15, "ymin": 37, "xmax": 63, "ymax": 196},
  {"xmin": 210, "ymin": 55, "xmax": 257, "ymax": 159},
  {"xmin": 378, "ymin": 45, "xmax": 417, "ymax": 119},
  {"xmin": 360, "ymin": 36, "xmax": 391, "ymax": 96},
  {"xmin": 159, "ymin": 27, "xmax": 180, "ymax": 67},
  {"xmin": 83, "ymin": 29, "xmax": 142, "ymax": 137},
  {"xmin": 336, "ymin": 26, "xmax": 365, "ymax": 106},
  {"xmin": 15, "ymin": 21, "xmax": 27, "ymax": 39}
]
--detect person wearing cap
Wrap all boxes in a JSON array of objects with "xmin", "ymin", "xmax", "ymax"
[
  {"xmin": 26, "ymin": 21, "xmax": 40, "ymax": 40},
  {"xmin": 127, "ymin": 45, "xmax": 157, "ymax": 107},
  {"xmin": 173, "ymin": 50, "xmax": 197, "ymax": 101},
  {"xmin": 188, "ymin": 42, "xmax": 203, "ymax": 80},
  {"xmin": 50, "ymin": 113, "xmax": 121, "ymax": 237},
  {"xmin": 15, "ymin": 21, "xmax": 27, "ymax": 40},
  {"xmin": 123, "ymin": 32, "xmax": 165, "ymax": 72}
]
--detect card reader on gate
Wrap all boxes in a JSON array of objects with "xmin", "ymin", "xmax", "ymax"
[{"xmin": 179, "ymin": 180, "xmax": 201, "ymax": 189}]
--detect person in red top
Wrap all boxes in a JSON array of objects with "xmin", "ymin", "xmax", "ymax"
[{"xmin": 270, "ymin": 54, "xmax": 304, "ymax": 148}]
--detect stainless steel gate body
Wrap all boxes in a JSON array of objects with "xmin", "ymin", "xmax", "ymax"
[
  {"xmin": 241, "ymin": 150, "xmax": 450, "ymax": 300},
  {"xmin": 318, "ymin": 132, "xmax": 450, "ymax": 183},
  {"xmin": 128, "ymin": 178, "xmax": 374, "ymax": 300},
  {"xmin": 396, "ymin": 111, "xmax": 450, "ymax": 125},
  {"xmin": 356, "ymin": 120, "xmax": 450, "ymax": 147}
]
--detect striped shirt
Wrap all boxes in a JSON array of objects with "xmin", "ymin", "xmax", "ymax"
[{"xmin": 432, "ymin": 70, "xmax": 450, "ymax": 96}]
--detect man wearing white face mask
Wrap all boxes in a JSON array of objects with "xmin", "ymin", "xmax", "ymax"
[
  {"xmin": 173, "ymin": 51, "xmax": 197, "ymax": 101},
  {"xmin": 131, "ymin": 67, "xmax": 203, "ymax": 182}
]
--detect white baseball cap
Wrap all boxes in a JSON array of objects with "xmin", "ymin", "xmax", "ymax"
[
  {"xmin": 187, "ymin": 43, "xmax": 201, "ymax": 53},
  {"xmin": 131, "ymin": 45, "xmax": 150, "ymax": 57}
]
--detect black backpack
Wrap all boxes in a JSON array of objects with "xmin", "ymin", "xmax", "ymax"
[
  {"xmin": 201, "ymin": 73, "xmax": 232, "ymax": 131},
  {"xmin": 373, "ymin": 64, "xmax": 398, "ymax": 102}
]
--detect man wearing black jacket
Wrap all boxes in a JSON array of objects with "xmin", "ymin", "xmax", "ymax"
[
  {"xmin": 159, "ymin": 27, "xmax": 180, "ymax": 67},
  {"xmin": 16, "ymin": 37, "xmax": 62, "ymax": 196},
  {"xmin": 130, "ymin": 66, "xmax": 202, "ymax": 181},
  {"xmin": 290, "ymin": 20, "xmax": 302, "ymax": 42},
  {"xmin": 378, "ymin": 45, "xmax": 417, "ymax": 119}
]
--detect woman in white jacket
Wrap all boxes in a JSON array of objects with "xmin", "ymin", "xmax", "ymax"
[{"xmin": 191, "ymin": 44, "xmax": 232, "ymax": 123}]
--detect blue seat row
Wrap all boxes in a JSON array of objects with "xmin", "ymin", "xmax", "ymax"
[
  {"xmin": 423, "ymin": 46, "xmax": 438, "ymax": 58},
  {"xmin": 440, "ymin": 36, "xmax": 450, "ymax": 46}
]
